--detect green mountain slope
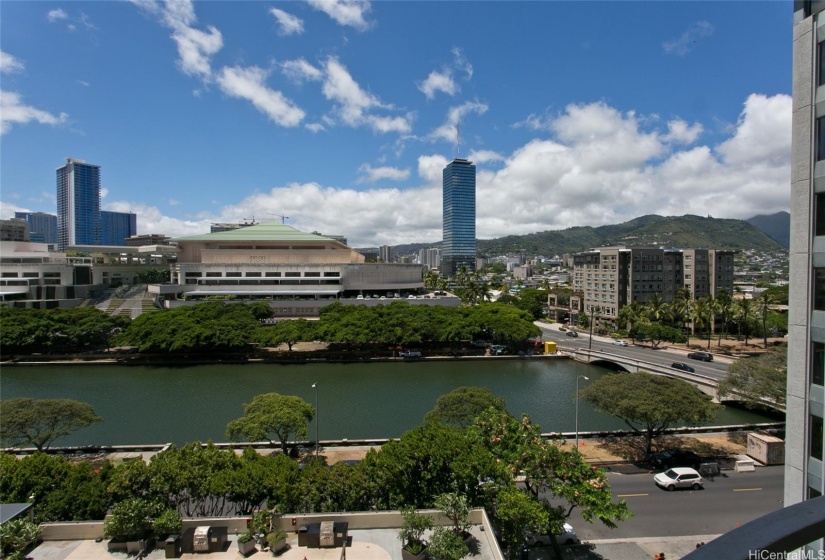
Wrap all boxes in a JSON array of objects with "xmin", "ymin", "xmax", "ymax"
[{"xmin": 477, "ymin": 215, "xmax": 784, "ymax": 256}]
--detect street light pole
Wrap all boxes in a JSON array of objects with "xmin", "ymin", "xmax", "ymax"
[
  {"xmin": 575, "ymin": 375, "xmax": 589, "ymax": 452},
  {"xmin": 312, "ymin": 382, "xmax": 318, "ymax": 457}
]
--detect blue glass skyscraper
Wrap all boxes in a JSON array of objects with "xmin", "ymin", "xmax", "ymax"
[
  {"xmin": 442, "ymin": 158, "xmax": 476, "ymax": 276},
  {"xmin": 14, "ymin": 211, "xmax": 58, "ymax": 245},
  {"xmin": 57, "ymin": 158, "xmax": 101, "ymax": 250},
  {"xmin": 101, "ymin": 211, "xmax": 137, "ymax": 246}
]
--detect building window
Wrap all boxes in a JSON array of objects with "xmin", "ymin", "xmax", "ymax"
[
  {"xmin": 814, "ymin": 342, "xmax": 825, "ymax": 386},
  {"xmin": 815, "ymin": 269, "xmax": 825, "ymax": 311},
  {"xmin": 812, "ymin": 415, "xmax": 824, "ymax": 461},
  {"xmin": 226, "ymin": 272, "xmax": 242, "ymax": 278},
  {"xmin": 285, "ymin": 272, "xmax": 300, "ymax": 277},
  {"xmin": 818, "ymin": 117, "xmax": 825, "ymax": 161},
  {"xmin": 810, "ymin": 487, "xmax": 823, "ymax": 500},
  {"xmin": 819, "ymin": 40, "xmax": 825, "ymax": 86},
  {"xmin": 816, "ymin": 193, "xmax": 825, "ymax": 237}
]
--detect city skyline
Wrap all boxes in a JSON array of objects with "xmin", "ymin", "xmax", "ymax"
[{"xmin": 0, "ymin": 1, "xmax": 792, "ymax": 247}]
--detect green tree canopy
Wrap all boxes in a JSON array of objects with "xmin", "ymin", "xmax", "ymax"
[
  {"xmin": 580, "ymin": 372, "xmax": 718, "ymax": 455},
  {"xmin": 423, "ymin": 387, "xmax": 507, "ymax": 429},
  {"xmin": 717, "ymin": 346, "xmax": 787, "ymax": 410},
  {"xmin": 0, "ymin": 398, "xmax": 102, "ymax": 451},
  {"xmin": 226, "ymin": 393, "xmax": 314, "ymax": 453}
]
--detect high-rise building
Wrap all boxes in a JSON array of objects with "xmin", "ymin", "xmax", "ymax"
[
  {"xmin": 788, "ymin": 0, "xmax": 825, "ymax": 531},
  {"xmin": 0, "ymin": 218, "xmax": 30, "ymax": 241},
  {"xmin": 56, "ymin": 158, "xmax": 101, "ymax": 250},
  {"xmin": 379, "ymin": 245, "xmax": 392, "ymax": 263},
  {"xmin": 14, "ymin": 212, "xmax": 57, "ymax": 245},
  {"xmin": 101, "ymin": 211, "xmax": 137, "ymax": 246},
  {"xmin": 441, "ymin": 158, "xmax": 476, "ymax": 276}
]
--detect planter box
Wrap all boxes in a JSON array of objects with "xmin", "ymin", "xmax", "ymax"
[
  {"xmin": 269, "ymin": 538, "xmax": 288, "ymax": 556},
  {"xmin": 108, "ymin": 540, "xmax": 128, "ymax": 553},
  {"xmin": 401, "ymin": 545, "xmax": 428, "ymax": 560},
  {"xmin": 238, "ymin": 539, "xmax": 257, "ymax": 557}
]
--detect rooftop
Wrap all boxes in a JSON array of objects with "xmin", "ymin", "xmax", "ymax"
[{"xmin": 174, "ymin": 222, "xmax": 336, "ymax": 244}]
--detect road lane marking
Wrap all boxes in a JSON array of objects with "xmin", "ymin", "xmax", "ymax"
[
  {"xmin": 732, "ymin": 488, "xmax": 763, "ymax": 492},
  {"xmin": 616, "ymin": 493, "xmax": 648, "ymax": 497}
]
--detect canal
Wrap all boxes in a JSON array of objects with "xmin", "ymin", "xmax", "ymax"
[{"xmin": 0, "ymin": 359, "xmax": 779, "ymax": 446}]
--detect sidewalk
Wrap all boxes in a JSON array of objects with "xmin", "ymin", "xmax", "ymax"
[{"xmin": 527, "ymin": 534, "xmax": 718, "ymax": 559}]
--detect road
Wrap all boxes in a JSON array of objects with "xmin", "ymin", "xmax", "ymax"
[
  {"xmin": 536, "ymin": 323, "xmax": 730, "ymax": 380},
  {"xmin": 543, "ymin": 465, "xmax": 784, "ymax": 540}
]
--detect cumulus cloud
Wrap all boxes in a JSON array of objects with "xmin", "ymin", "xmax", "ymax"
[
  {"xmin": 217, "ymin": 66, "xmax": 305, "ymax": 127},
  {"xmin": 663, "ymin": 21, "xmax": 714, "ymax": 56},
  {"xmin": 716, "ymin": 93, "xmax": 791, "ymax": 167},
  {"xmin": 467, "ymin": 150, "xmax": 505, "ymax": 164},
  {"xmin": 0, "ymin": 91, "xmax": 68, "ymax": 135},
  {"xmin": 281, "ymin": 58, "xmax": 323, "ymax": 84},
  {"xmin": 0, "ymin": 51, "xmax": 25, "ymax": 74},
  {"xmin": 429, "ymin": 101, "xmax": 488, "ymax": 143},
  {"xmin": 322, "ymin": 57, "xmax": 412, "ymax": 133},
  {"xmin": 307, "ymin": 0, "xmax": 371, "ymax": 31},
  {"xmin": 270, "ymin": 8, "xmax": 304, "ymax": 36},
  {"xmin": 357, "ymin": 164, "xmax": 411, "ymax": 183},
  {"xmin": 663, "ymin": 118, "xmax": 703, "ymax": 144}
]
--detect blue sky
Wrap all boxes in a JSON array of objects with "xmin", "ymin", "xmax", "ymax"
[{"xmin": 0, "ymin": 1, "xmax": 792, "ymax": 247}]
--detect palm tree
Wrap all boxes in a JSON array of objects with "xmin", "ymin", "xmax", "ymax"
[
  {"xmin": 755, "ymin": 291, "xmax": 775, "ymax": 349},
  {"xmin": 617, "ymin": 302, "xmax": 643, "ymax": 342},
  {"xmin": 671, "ymin": 288, "xmax": 694, "ymax": 345},
  {"xmin": 715, "ymin": 289, "xmax": 734, "ymax": 347},
  {"xmin": 693, "ymin": 296, "xmax": 715, "ymax": 349},
  {"xmin": 424, "ymin": 270, "xmax": 440, "ymax": 290},
  {"xmin": 645, "ymin": 294, "xmax": 671, "ymax": 324},
  {"xmin": 734, "ymin": 297, "xmax": 757, "ymax": 347}
]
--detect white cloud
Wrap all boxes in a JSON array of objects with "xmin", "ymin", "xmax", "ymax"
[
  {"xmin": 0, "ymin": 51, "xmax": 25, "ymax": 74},
  {"xmin": 0, "ymin": 91, "xmax": 68, "ymax": 135},
  {"xmin": 663, "ymin": 118, "xmax": 703, "ymax": 144},
  {"xmin": 217, "ymin": 66, "xmax": 305, "ymax": 127},
  {"xmin": 716, "ymin": 93, "xmax": 791, "ymax": 167},
  {"xmin": 305, "ymin": 122, "xmax": 326, "ymax": 133},
  {"xmin": 101, "ymin": 188, "xmax": 109, "ymax": 199},
  {"xmin": 357, "ymin": 164, "xmax": 411, "ymax": 183},
  {"xmin": 429, "ymin": 101, "xmax": 488, "ymax": 143},
  {"xmin": 281, "ymin": 58, "xmax": 323, "ymax": 84},
  {"xmin": 169, "ymin": 199, "xmax": 181, "ymax": 206},
  {"xmin": 322, "ymin": 57, "xmax": 411, "ymax": 134},
  {"xmin": 663, "ymin": 21, "xmax": 714, "ymax": 56},
  {"xmin": 132, "ymin": 0, "xmax": 222, "ymax": 80},
  {"xmin": 77, "ymin": 79, "xmax": 90, "ymax": 87},
  {"xmin": 418, "ymin": 70, "xmax": 457, "ymax": 99},
  {"xmin": 307, "ymin": 0, "xmax": 371, "ymax": 31},
  {"xmin": 452, "ymin": 47, "xmax": 473, "ymax": 80},
  {"xmin": 467, "ymin": 150, "xmax": 505, "ymax": 164},
  {"xmin": 47, "ymin": 8, "xmax": 68, "ymax": 22},
  {"xmin": 270, "ymin": 8, "xmax": 304, "ymax": 36}
]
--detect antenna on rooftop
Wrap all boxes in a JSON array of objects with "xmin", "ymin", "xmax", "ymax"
[
  {"xmin": 455, "ymin": 122, "xmax": 461, "ymax": 159},
  {"xmin": 268, "ymin": 212, "xmax": 289, "ymax": 224},
  {"xmin": 243, "ymin": 215, "xmax": 257, "ymax": 225}
]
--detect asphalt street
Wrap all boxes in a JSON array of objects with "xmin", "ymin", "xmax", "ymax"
[{"xmin": 542, "ymin": 465, "xmax": 784, "ymax": 541}]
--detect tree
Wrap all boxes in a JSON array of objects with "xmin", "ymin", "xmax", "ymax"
[
  {"xmin": 580, "ymin": 372, "xmax": 718, "ymax": 456},
  {"xmin": 424, "ymin": 387, "xmax": 506, "ymax": 429},
  {"xmin": 634, "ymin": 323, "xmax": 686, "ymax": 348},
  {"xmin": 715, "ymin": 290, "xmax": 734, "ymax": 347},
  {"xmin": 0, "ymin": 398, "xmax": 102, "ymax": 451},
  {"xmin": 755, "ymin": 291, "xmax": 776, "ymax": 349},
  {"xmin": 226, "ymin": 393, "xmax": 314, "ymax": 453},
  {"xmin": 0, "ymin": 518, "xmax": 42, "ymax": 560},
  {"xmin": 734, "ymin": 297, "xmax": 757, "ymax": 346},
  {"xmin": 427, "ymin": 527, "xmax": 469, "ymax": 560},
  {"xmin": 644, "ymin": 294, "xmax": 670, "ymax": 324},
  {"xmin": 468, "ymin": 409, "xmax": 631, "ymax": 558},
  {"xmin": 717, "ymin": 346, "xmax": 787, "ymax": 410},
  {"xmin": 493, "ymin": 486, "xmax": 549, "ymax": 554}
]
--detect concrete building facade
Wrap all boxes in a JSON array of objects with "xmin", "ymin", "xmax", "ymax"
[
  {"xmin": 14, "ymin": 212, "xmax": 57, "ymax": 245},
  {"xmin": 788, "ymin": 0, "xmax": 825, "ymax": 534}
]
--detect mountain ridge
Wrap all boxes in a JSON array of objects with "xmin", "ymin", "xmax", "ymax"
[{"xmin": 360, "ymin": 214, "xmax": 785, "ymax": 256}]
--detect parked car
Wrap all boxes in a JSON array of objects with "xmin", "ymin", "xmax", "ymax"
[
  {"xmin": 399, "ymin": 350, "xmax": 422, "ymax": 358},
  {"xmin": 654, "ymin": 467, "xmax": 704, "ymax": 491},
  {"xmin": 566, "ymin": 330, "xmax": 579, "ymax": 338},
  {"xmin": 524, "ymin": 523, "xmax": 579, "ymax": 546},
  {"xmin": 612, "ymin": 340, "xmax": 628, "ymax": 347},
  {"xmin": 649, "ymin": 449, "xmax": 702, "ymax": 470},
  {"xmin": 671, "ymin": 362, "xmax": 695, "ymax": 373},
  {"xmin": 687, "ymin": 351, "xmax": 713, "ymax": 362}
]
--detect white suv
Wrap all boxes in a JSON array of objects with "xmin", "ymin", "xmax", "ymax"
[{"xmin": 654, "ymin": 467, "xmax": 704, "ymax": 491}]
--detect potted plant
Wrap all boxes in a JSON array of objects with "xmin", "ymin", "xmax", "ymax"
[
  {"xmin": 398, "ymin": 507, "xmax": 433, "ymax": 560},
  {"xmin": 104, "ymin": 498, "xmax": 160, "ymax": 554},
  {"xmin": 250, "ymin": 511, "xmax": 271, "ymax": 545},
  {"xmin": 434, "ymin": 492, "xmax": 472, "ymax": 544},
  {"xmin": 237, "ymin": 532, "xmax": 257, "ymax": 557},
  {"xmin": 0, "ymin": 518, "xmax": 42, "ymax": 560},
  {"xmin": 266, "ymin": 530, "xmax": 289, "ymax": 555},
  {"xmin": 153, "ymin": 509, "xmax": 182, "ymax": 540},
  {"xmin": 427, "ymin": 527, "xmax": 469, "ymax": 560}
]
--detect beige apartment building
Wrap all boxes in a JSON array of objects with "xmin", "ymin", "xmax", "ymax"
[{"xmin": 571, "ymin": 246, "xmax": 735, "ymax": 326}]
